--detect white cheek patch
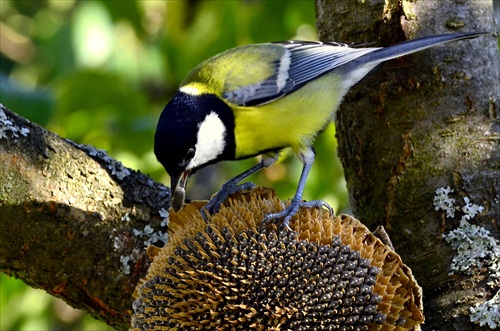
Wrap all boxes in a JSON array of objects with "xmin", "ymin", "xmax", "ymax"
[{"xmin": 188, "ymin": 112, "xmax": 226, "ymax": 170}]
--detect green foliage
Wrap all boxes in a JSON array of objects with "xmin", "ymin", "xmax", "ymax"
[
  {"xmin": 0, "ymin": 273, "xmax": 114, "ymax": 331},
  {"xmin": 0, "ymin": 0, "xmax": 349, "ymax": 329}
]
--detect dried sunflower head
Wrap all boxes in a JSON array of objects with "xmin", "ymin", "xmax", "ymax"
[{"xmin": 131, "ymin": 187, "xmax": 423, "ymax": 331}]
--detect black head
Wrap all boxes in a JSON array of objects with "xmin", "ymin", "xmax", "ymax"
[{"xmin": 154, "ymin": 91, "xmax": 235, "ymax": 211}]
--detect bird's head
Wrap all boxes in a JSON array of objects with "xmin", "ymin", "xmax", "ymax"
[{"xmin": 154, "ymin": 90, "xmax": 235, "ymax": 212}]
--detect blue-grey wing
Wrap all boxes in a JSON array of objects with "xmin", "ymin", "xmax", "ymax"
[{"xmin": 223, "ymin": 41, "xmax": 379, "ymax": 106}]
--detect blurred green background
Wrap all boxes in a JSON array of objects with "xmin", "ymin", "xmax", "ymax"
[{"xmin": 0, "ymin": 0, "xmax": 349, "ymax": 329}]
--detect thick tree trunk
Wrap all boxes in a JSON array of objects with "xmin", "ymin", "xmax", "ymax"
[
  {"xmin": 0, "ymin": 106, "xmax": 170, "ymax": 330},
  {"xmin": 316, "ymin": 0, "xmax": 500, "ymax": 330}
]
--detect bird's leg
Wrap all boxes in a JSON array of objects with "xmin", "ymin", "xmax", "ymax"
[
  {"xmin": 262, "ymin": 150, "xmax": 332, "ymax": 230},
  {"xmin": 202, "ymin": 153, "xmax": 279, "ymax": 219},
  {"xmin": 203, "ymin": 163, "xmax": 261, "ymax": 216}
]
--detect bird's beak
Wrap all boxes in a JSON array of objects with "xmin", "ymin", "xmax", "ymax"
[{"xmin": 170, "ymin": 169, "xmax": 190, "ymax": 212}]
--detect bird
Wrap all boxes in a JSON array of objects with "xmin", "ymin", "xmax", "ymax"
[{"xmin": 154, "ymin": 31, "xmax": 485, "ymax": 229}]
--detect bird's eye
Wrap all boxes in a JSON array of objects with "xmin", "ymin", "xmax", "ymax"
[{"xmin": 185, "ymin": 148, "xmax": 196, "ymax": 161}]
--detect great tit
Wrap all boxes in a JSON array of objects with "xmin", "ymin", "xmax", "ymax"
[{"xmin": 155, "ymin": 31, "xmax": 485, "ymax": 228}]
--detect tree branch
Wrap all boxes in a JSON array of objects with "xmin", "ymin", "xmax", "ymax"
[{"xmin": 0, "ymin": 105, "xmax": 170, "ymax": 330}]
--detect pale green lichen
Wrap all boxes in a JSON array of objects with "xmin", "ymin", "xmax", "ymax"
[
  {"xmin": 470, "ymin": 291, "xmax": 500, "ymax": 329},
  {"xmin": 435, "ymin": 187, "xmax": 499, "ymax": 328},
  {"xmin": 120, "ymin": 255, "xmax": 132, "ymax": 275},
  {"xmin": 443, "ymin": 219, "xmax": 498, "ymax": 275},
  {"xmin": 117, "ymin": 220, "xmax": 168, "ymax": 275},
  {"xmin": 433, "ymin": 186, "xmax": 456, "ymax": 218},
  {"xmin": 461, "ymin": 197, "xmax": 485, "ymax": 222},
  {"xmin": 113, "ymin": 208, "xmax": 169, "ymax": 275},
  {"xmin": 433, "ymin": 187, "xmax": 485, "ymax": 222},
  {"xmin": 489, "ymin": 253, "xmax": 500, "ymax": 287},
  {"xmin": 159, "ymin": 208, "xmax": 169, "ymax": 227},
  {"xmin": 70, "ymin": 142, "xmax": 130, "ymax": 180},
  {"xmin": 0, "ymin": 106, "xmax": 30, "ymax": 139}
]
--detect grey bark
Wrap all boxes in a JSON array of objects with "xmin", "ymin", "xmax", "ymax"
[
  {"xmin": 0, "ymin": 105, "xmax": 170, "ymax": 330},
  {"xmin": 315, "ymin": 0, "xmax": 499, "ymax": 329}
]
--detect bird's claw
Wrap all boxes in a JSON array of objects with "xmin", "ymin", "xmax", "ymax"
[
  {"xmin": 201, "ymin": 181, "xmax": 257, "ymax": 222},
  {"xmin": 301, "ymin": 199, "xmax": 333, "ymax": 215},
  {"xmin": 261, "ymin": 199, "xmax": 333, "ymax": 230},
  {"xmin": 200, "ymin": 206, "xmax": 211, "ymax": 223}
]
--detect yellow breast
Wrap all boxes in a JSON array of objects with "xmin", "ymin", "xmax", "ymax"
[{"xmin": 233, "ymin": 73, "xmax": 344, "ymax": 158}]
